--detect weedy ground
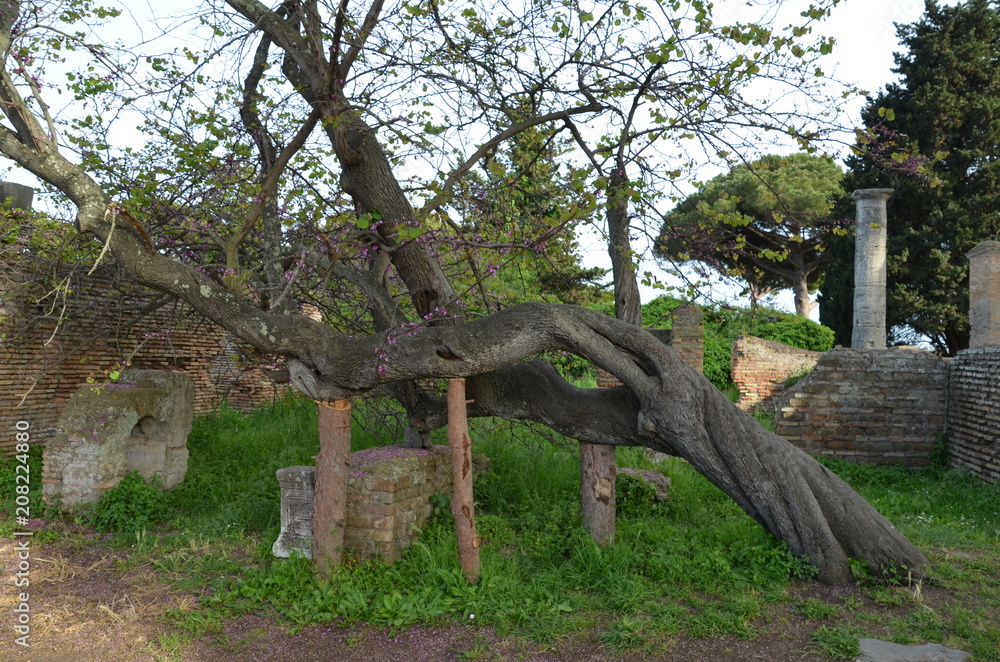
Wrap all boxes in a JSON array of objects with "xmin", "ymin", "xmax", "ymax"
[{"xmin": 1, "ymin": 395, "xmax": 998, "ymax": 662}]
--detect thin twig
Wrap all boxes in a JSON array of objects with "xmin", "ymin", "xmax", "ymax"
[{"xmin": 88, "ymin": 204, "xmax": 118, "ymax": 276}]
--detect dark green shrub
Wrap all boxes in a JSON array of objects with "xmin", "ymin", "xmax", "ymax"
[
  {"xmin": 91, "ymin": 471, "xmax": 171, "ymax": 533},
  {"xmin": 756, "ymin": 317, "xmax": 834, "ymax": 352},
  {"xmin": 641, "ymin": 296, "xmax": 686, "ymax": 327},
  {"xmin": 702, "ymin": 333, "xmax": 734, "ymax": 390}
]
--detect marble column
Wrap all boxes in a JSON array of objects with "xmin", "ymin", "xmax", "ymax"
[{"xmin": 851, "ymin": 188, "xmax": 894, "ymax": 349}]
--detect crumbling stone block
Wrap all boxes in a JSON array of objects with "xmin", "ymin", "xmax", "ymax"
[
  {"xmin": 271, "ymin": 466, "xmax": 317, "ymax": 559},
  {"xmin": 42, "ymin": 369, "xmax": 194, "ymax": 507}
]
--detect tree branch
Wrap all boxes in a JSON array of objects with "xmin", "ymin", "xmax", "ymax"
[
  {"xmin": 339, "ymin": 0, "xmax": 386, "ymax": 79},
  {"xmin": 417, "ymin": 103, "xmax": 602, "ymax": 219}
]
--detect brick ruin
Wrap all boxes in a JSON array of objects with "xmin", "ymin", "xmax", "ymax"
[
  {"xmin": 723, "ymin": 193, "xmax": 999, "ymax": 481},
  {"xmin": 769, "ymin": 235, "xmax": 1000, "ymax": 482},
  {"xmin": 731, "ymin": 336, "xmax": 822, "ymax": 412},
  {"xmin": 273, "ymin": 446, "xmax": 489, "ymax": 565},
  {"xmin": 1, "ymin": 265, "xmax": 287, "ymax": 454},
  {"xmin": 775, "ymin": 348, "xmax": 949, "ymax": 468},
  {"xmin": 946, "ymin": 242, "xmax": 1000, "ymax": 482}
]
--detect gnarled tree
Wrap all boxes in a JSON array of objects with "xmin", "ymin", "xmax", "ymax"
[{"xmin": 0, "ymin": 0, "xmax": 927, "ymax": 584}]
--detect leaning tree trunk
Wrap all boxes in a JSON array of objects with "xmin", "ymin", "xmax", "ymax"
[{"xmin": 435, "ymin": 305, "xmax": 929, "ymax": 585}]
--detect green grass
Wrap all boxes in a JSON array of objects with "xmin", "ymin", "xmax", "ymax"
[
  {"xmin": 141, "ymin": 400, "xmax": 818, "ymax": 646},
  {"xmin": 809, "ymin": 624, "xmax": 864, "ymax": 660},
  {"xmin": 166, "ymin": 394, "xmax": 395, "ymax": 536},
  {"xmin": 7, "ymin": 396, "xmax": 999, "ymax": 660}
]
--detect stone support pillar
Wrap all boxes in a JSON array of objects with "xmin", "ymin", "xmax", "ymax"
[
  {"xmin": 851, "ymin": 188, "xmax": 894, "ymax": 349},
  {"xmin": 967, "ymin": 241, "xmax": 1000, "ymax": 348}
]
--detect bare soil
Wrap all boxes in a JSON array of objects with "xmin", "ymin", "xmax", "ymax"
[{"xmin": 0, "ymin": 522, "xmax": 962, "ymax": 662}]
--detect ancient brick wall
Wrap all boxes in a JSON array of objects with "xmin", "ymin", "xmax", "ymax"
[
  {"xmin": 775, "ymin": 348, "xmax": 949, "ymax": 468},
  {"xmin": 946, "ymin": 347, "xmax": 1000, "ymax": 483},
  {"xmin": 1, "ymin": 268, "xmax": 286, "ymax": 453},
  {"xmin": 666, "ymin": 305, "xmax": 704, "ymax": 374},
  {"xmin": 731, "ymin": 335, "xmax": 823, "ymax": 412}
]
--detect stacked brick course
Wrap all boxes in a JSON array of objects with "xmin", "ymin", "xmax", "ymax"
[
  {"xmin": 344, "ymin": 445, "xmax": 455, "ymax": 564},
  {"xmin": 666, "ymin": 305, "xmax": 705, "ymax": 374},
  {"xmin": 775, "ymin": 348, "xmax": 949, "ymax": 468},
  {"xmin": 731, "ymin": 335, "xmax": 823, "ymax": 411},
  {"xmin": 946, "ymin": 347, "xmax": 1000, "ymax": 483},
  {"xmin": 967, "ymin": 241, "xmax": 1000, "ymax": 348},
  {"xmin": 1, "ymin": 268, "xmax": 286, "ymax": 453}
]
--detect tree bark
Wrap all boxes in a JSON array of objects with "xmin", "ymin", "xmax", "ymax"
[
  {"xmin": 607, "ymin": 173, "xmax": 643, "ymax": 328},
  {"xmin": 312, "ymin": 399, "xmax": 352, "ymax": 579},
  {"xmin": 579, "ymin": 170, "xmax": 642, "ymax": 546},
  {"xmin": 447, "ymin": 378, "xmax": 480, "ymax": 584},
  {"xmin": 792, "ymin": 268, "xmax": 817, "ymax": 318},
  {"xmin": 580, "ymin": 443, "xmax": 617, "ymax": 545}
]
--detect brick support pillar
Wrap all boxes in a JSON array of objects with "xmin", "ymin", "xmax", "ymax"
[
  {"xmin": 967, "ymin": 241, "xmax": 1000, "ymax": 348},
  {"xmin": 670, "ymin": 304, "xmax": 704, "ymax": 373}
]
